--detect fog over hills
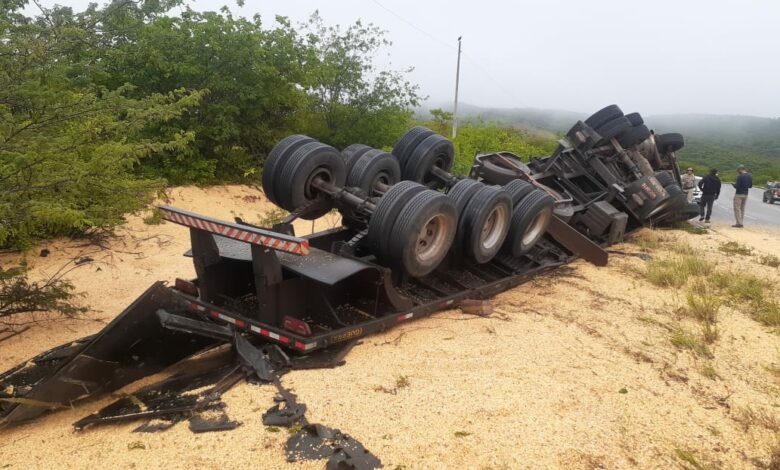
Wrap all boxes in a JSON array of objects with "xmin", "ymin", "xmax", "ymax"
[{"xmin": 419, "ymin": 103, "xmax": 780, "ymax": 179}]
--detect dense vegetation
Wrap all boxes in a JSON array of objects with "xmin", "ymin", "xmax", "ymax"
[
  {"xmin": 0, "ymin": 0, "xmax": 420, "ymax": 250},
  {"xmin": 425, "ymin": 109, "xmax": 558, "ymax": 174}
]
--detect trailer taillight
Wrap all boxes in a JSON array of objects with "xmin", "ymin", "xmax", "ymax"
[
  {"xmin": 282, "ymin": 316, "xmax": 311, "ymax": 337},
  {"xmin": 174, "ymin": 278, "xmax": 199, "ymax": 297}
]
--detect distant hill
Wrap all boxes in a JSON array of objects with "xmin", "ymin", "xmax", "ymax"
[{"xmin": 419, "ymin": 103, "xmax": 780, "ymax": 181}]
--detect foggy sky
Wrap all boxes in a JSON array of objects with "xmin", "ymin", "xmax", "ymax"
[{"xmin": 32, "ymin": 0, "xmax": 780, "ymax": 117}]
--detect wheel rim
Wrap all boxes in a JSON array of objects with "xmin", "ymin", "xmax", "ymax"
[
  {"xmin": 415, "ymin": 214, "xmax": 449, "ymax": 263},
  {"xmin": 305, "ymin": 166, "xmax": 332, "ymax": 199},
  {"xmin": 370, "ymin": 172, "xmax": 391, "ymax": 196},
  {"xmin": 522, "ymin": 208, "xmax": 551, "ymax": 247},
  {"xmin": 480, "ymin": 204, "xmax": 509, "ymax": 251},
  {"xmin": 423, "ymin": 156, "xmax": 447, "ymax": 185}
]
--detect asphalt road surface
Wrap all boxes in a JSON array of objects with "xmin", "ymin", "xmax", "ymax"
[{"xmin": 700, "ymin": 184, "xmax": 780, "ymax": 227}]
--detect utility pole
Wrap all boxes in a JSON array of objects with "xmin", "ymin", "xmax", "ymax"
[{"xmin": 452, "ymin": 36, "xmax": 462, "ymax": 139}]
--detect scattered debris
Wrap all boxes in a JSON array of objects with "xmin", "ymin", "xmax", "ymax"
[
  {"xmin": 127, "ymin": 441, "xmax": 146, "ymax": 450},
  {"xmin": 286, "ymin": 424, "xmax": 382, "ymax": 469},
  {"xmin": 39, "ymin": 249, "xmax": 50, "ymax": 257},
  {"xmin": 188, "ymin": 411, "xmax": 241, "ymax": 433},
  {"xmin": 73, "ymin": 362, "xmax": 241, "ymax": 431},
  {"xmin": 459, "ymin": 299, "xmax": 493, "ymax": 317},
  {"xmin": 607, "ymin": 249, "xmax": 652, "ymax": 261},
  {"xmin": 262, "ymin": 401, "xmax": 307, "ymax": 427}
]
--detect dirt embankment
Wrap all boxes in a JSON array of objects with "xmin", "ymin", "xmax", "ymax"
[{"xmin": 1, "ymin": 185, "xmax": 779, "ymax": 469}]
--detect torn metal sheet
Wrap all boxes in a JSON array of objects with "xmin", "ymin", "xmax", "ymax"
[
  {"xmin": 0, "ymin": 336, "xmax": 93, "ymax": 418},
  {"xmin": 262, "ymin": 401, "xmax": 306, "ymax": 427},
  {"xmin": 156, "ymin": 309, "xmax": 234, "ymax": 341},
  {"xmin": 234, "ymin": 332, "xmax": 274, "ymax": 382},
  {"xmin": 188, "ymin": 411, "xmax": 241, "ymax": 433},
  {"xmin": 286, "ymin": 424, "xmax": 381, "ymax": 470},
  {"xmin": 1, "ymin": 283, "xmax": 218, "ymax": 427},
  {"xmin": 73, "ymin": 363, "xmax": 241, "ymax": 431}
]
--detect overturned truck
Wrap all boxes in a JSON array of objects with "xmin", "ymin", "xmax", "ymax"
[{"xmin": 0, "ymin": 105, "xmax": 697, "ymax": 430}]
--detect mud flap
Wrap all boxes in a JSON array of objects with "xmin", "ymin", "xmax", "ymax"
[
  {"xmin": 0, "ymin": 282, "xmax": 218, "ymax": 427},
  {"xmin": 546, "ymin": 215, "xmax": 609, "ymax": 266}
]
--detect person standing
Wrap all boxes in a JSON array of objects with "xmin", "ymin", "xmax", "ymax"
[
  {"xmin": 697, "ymin": 168, "xmax": 721, "ymax": 223},
  {"xmin": 732, "ymin": 165, "xmax": 752, "ymax": 228},
  {"xmin": 681, "ymin": 167, "xmax": 696, "ymax": 203}
]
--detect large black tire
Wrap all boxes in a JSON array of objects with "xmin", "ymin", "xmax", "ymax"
[
  {"xmin": 341, "ymin": 144, "xmax": 373, "ymax": 173},
  {"xmin": 276, "ymin": 142, "xmax": 346, "ymax": 219},
  {"xmin": 625, "ymin": 112, "xmax": 644, "ymax": 126},
  {"xmin": 387, "ymin": 190, "xmax": 457, "ymax": 277},
  {"xmin": 617, "ymin": 124, "xmax": 651, "ymax": 149},
  {"xmin": 654, "ymin": 171, "xmax": 675, "ymax": 188},
  {"xmin": 503, "ymin": 179, "xmax": 534, "ymax": 205},
  {"xmin": 346, "ymin": 149, "xmax": 401, "ymax": 197},
  {"xmin": 367, "ymin": 181, "xmax": 427, "ymax": 257},
  {"xmin": 585, "ymin": 105, "xmax": 623, "ymax": 129},
  {"xmin": 392, "ymin": 126, "xmax": 435, "ymax": 169},
  {"xmin": 503, "ymin": 190, "xmax": 554, "ymax": 257},
  {"xmin": 656, "ymin": 133, "xmax": 685, "ymax": 153},
  {"xmin": 458, "ymin": 186, "xmax": 513, "ymax": 264},
  {"xmin": 263, "ymin": 135, "xmax": 315, "ymax": 206},
  {"xmin": 447, "ymin": 178, "xmax": 483, "ymax": 218},
  {"xmin": 402, "ymin": 134, "xmax": 454, "ymax": 187},
  {"xmin": 596, "ymin": 116, "xmax": 632, "ymax": 144}
]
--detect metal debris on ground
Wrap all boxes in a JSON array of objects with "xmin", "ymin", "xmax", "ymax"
[
  {"xmin": 72, "ymin": 362, "xmax": 241, "ymax": 431},
  {"xmin": 286, "ymin": 423, "xmax": 382, "ymax": 470},
  {"xmin": 459, "ymin": 299, "xmax": 494, "ymax": 317},
  {"xmin": 188, "ymin": 411, "xmax": 241, "ymax": 433}
]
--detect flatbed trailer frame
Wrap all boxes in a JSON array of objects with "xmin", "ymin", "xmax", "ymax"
[{"xmin": 157, "ymin": 205, "xmax": 587, "ymax": 354}]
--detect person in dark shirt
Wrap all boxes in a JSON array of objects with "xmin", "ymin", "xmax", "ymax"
[
  {"xmin": 732, "ymin": 165, "xmax": 753, "ymax": 227},
  {"xmin": 697, "ymin": 168, "xmax": 721, "ymax": 223}
]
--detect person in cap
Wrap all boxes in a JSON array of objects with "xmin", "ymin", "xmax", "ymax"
[
  {"xmin": 697, "ymin": 168, "xmax": 721, "ymax": 223},
  {"xmin": 732, "ymin": 165, "xmax": 752, "ymax": 228},
  {"xmin": 681, "ymin": 167, "xmax": 696, "ymax": 203}
]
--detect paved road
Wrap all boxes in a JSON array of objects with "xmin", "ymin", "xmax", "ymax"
[{"xmin": 700, "ymin": 184, "xmax": 780, "ymax": 227}]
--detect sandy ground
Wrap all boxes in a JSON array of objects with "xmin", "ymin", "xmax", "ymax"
[{"xmin": 1, "ymin": 185, "xmax": 779, "ymax": 469}]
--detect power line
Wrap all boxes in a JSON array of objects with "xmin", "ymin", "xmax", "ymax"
[
  {"xmin": 370, "ymin": 0, "xmax": 524, "ymax": 106},
  {"xmin": 371, "ymin": 0, "xmax": 457, "ymax": 52}
]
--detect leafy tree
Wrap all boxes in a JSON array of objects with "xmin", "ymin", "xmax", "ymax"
[
  {"xmin": 87, "ymin": 4, "xmax": 311, "ymax": 183},
  {"xmin": 429, "ymin": 108, "xmax": 453, "ymax": 135},
  {"xmin": 300, "ymin": 13, "xmax": 421, "ymax": 149},
  {"xmin": 0, "ymin": 1, "xmax": 201, "ymax": 249}
]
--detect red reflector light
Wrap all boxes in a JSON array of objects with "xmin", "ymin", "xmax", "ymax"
[
  {"xmin": 174, "ymin": 278, "xmax": 198, "ymax": 296},
  {"xmin": 282, "ymin": 316, "xmax": 311, "ymax": 337}
]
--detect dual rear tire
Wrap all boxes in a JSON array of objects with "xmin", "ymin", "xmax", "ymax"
[{"xmin": 368, "ymin": 182, "xmax": 457, "ymax": 278}]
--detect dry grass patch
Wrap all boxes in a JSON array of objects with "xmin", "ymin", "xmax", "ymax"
[
  {"xmin": 670, "ymin": 328, "xmax": 712, "ymax": 358},
  {"xmin": 256, "ymin": 207, "xmax": 288, "ymax": 227},
  {"xmin": 709, "ymin": 271, "xmax": 780, "ymax": 328},
  {"xmin": 674, "ymin": 448, "xmax": 719, "ymax": 470},
  {"xmin": 629, "ymin": 230, "xmax": 669, "ymax": 252},
  {"xmin": 682, "ymin": 282, "xmax": 721, "ymax": 324},
  {"xmin": 718, "ymin": 241, "xmax": 753, "ymax": 256},
  {"xmin": 758, "ymin": 254, "xmax": 780, "ymax": 268},
  {"xmin": 733, "ymin": 406, "xmax": 780, "ymax": 432},
  {"xmin": 645, "ymin": 254, "xmax": 713, "ymax": 288},
  {"xmin": 699, "ymin": 362, "xmax": 720, "ymax": 380}
]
